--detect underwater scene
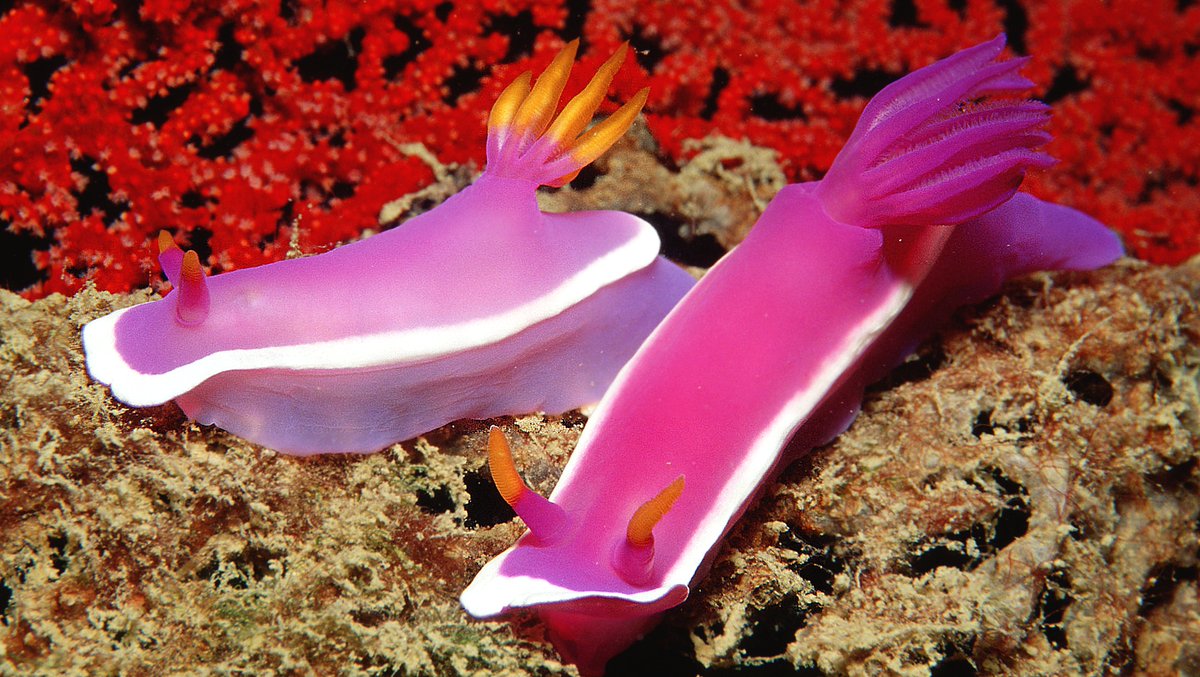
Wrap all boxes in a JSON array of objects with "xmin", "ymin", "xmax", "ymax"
[{"xmin": 2, "ymin": 1, "xmax": 1198, "ymax": 675}]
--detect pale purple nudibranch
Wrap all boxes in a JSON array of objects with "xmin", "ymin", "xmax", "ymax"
[
  {"xmin": 461, "ymin": 35, "xmax": 1123, "ymax": 674},
  {"xmin": 81, "ymin": 42, "xmax": 696, "ymax": 455}
]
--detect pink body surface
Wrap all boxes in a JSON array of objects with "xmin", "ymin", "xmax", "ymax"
[
  {"xmin": 460, "ymin": 36, "xmax": 1123, "ymax": 674},
  {"xmin": 82, "ymin": 44, "xmax": 695, "ymax": 455}
]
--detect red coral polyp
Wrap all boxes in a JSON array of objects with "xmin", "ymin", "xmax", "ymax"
[{"xmin": 0, "ymin": 0, "xmax": 1196, "ymax": 298}]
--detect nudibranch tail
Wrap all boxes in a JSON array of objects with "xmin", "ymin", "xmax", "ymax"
[
  {"xmin": 485, "ymin": 41, "xmax": 646, "ymax": 187},
  {"xmin": 817, "ymin": 34, "xmax": 1054, "ymax": 229},
  {"xmin": 175, "ymin": 249, "xmax": 210, "ymax": 326},
  {"xmin": 613, "ymin": 475, "xmax": 685, "ymax": 585},
  {"xmin": 488, "ymin": 426, "xmax": 568, "ymax": 542},
  {"xmin": 157, "ymin": 230, "xmax": 184, "ymax": 287}
]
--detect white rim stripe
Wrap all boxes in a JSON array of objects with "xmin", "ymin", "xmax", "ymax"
[{"xmin": 83, "ymin": 225, "xmax": 660, "ymax": 407}]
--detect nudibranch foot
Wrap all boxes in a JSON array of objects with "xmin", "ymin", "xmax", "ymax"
[
  {"xmin": 83, "ymin": 43, "xmax": 695, "ymax": 455},
  {"xmin": 461, "ymin": 35, "xmax": 1123, "ymax": 674},
  {"xmin": 542, "ymin": 609, "xmax": 667, "ymax": 677}
]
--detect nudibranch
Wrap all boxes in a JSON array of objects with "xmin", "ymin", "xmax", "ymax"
[
  {"xmin": 82, "ymin": 42, "xmax": 695, "ymax": 455},
  {"xmin": 461, "ymin": 35, "xmax": 1123, "ymax": 674}
]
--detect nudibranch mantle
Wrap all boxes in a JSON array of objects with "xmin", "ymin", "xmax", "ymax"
[
  {"xmin": 82, "ymin": 42, "xmax": 696, "ymax": 455},
  {"xmin": 461, "ymin": 36, "xmax": 1123, "ymax": 675},
  {"xmin": 84, "ymin": 194, "xmax": 662, "ymax": 402}
]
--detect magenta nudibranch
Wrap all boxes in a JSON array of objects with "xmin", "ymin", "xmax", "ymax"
[
  {"xmin": 81, "ymin": 42, "xmax": 695, "ymax": 455},
  {"xmin": 460, "ymin": 35, "xmax": 1123, "ymax": 674}
]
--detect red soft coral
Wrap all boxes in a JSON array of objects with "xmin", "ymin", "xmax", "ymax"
[
  {"xmin": 0, "ymin": 0, "xmax": 570, "ymax": 296},
  {"xmin": 1, "ymin": 0, "xmax": 1196, "ymax": 298}
]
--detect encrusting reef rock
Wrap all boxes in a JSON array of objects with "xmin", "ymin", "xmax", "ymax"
[{"xmin": 2, "ymin": 141, "xmax": 1198, "ymax": 675}]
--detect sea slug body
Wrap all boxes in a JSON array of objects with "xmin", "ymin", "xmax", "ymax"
[
  {"xmin": 82, "ymin": 42, "xmax": 696, "ymax": 455},
  {"xmin": 460, "ymin": 35, "xmax": 1124, "ymax": 674}
]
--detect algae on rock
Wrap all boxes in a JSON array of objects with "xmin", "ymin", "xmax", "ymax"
[{"xmin": 2, "ymin": 152, "xmax": 1198, "ymax": 674}]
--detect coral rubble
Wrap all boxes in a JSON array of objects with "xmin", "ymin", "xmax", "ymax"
[
  {"xmin": 1, "ymin": 2, "xmax": 1198, "ymax": 672},
  {"xmin": 2, "ymin": 147, "xmax": 1197, "ymax": 671}
]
